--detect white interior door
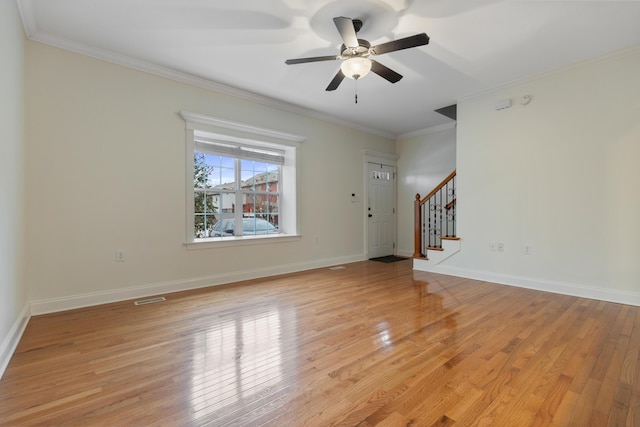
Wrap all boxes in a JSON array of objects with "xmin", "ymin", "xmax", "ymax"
[{"xmin": 367, "ymin": 162, "xmax": 395, "ymax": 258}]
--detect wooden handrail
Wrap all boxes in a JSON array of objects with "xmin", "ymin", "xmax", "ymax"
[
  {"xmin": 419, "ymin": 170, "xmax": 456, "ymax": 206},
  {"xmin": 444, "ymin": 198, "xmax": 456, "ymax": 210},
  {"xmin": 414, "ymin": 169, "xmax": 457, "ymax": 258}
]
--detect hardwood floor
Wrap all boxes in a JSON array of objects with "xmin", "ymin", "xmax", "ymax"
[{"xmin": 1, "ymin": 260, "xmax": 639, "ymax": 426}]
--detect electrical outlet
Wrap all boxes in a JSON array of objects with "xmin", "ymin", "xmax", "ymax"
[
  {"xmin": 489, "ymin": 243, "xmax": 497, "ymax": 252},
  {"xmin": 116, "ymin": 249, "xmax": 125, "ymax": 262},
  {"xmin": 497, "ymin": 243, "xmax": 504, "ymax": 252},
  {"xmin": 523, "ymin": 244, "xmax": 533, "ymax": 255}
]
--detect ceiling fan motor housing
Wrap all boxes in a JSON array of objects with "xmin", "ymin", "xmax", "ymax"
[{"xmin": 341, "ymin": 39, "xmax": 371, "ymax": 58}]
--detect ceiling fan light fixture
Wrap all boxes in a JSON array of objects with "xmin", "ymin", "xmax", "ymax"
[{"xmin": 341, "ymin": 57, "xmax": 372, "ymax": 80}]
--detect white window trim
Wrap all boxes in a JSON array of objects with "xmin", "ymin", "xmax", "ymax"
[{"xmin": 180, "ymin": 111, "xmax": 304, "ymax": 249}]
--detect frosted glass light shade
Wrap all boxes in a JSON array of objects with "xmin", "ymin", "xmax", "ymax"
[{"xmin": 341, "ymin": 57, "xmax": 372, "ymax": 80}]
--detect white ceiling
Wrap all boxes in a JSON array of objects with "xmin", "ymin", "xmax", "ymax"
[{"xmin": 17, "ymin": 0, "xmax": 640, "ymax": 137}]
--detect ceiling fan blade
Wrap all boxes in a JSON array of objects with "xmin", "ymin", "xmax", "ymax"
[
  {"xmin": 333, "ymin": 16, "xmax": 359, "ymax": 48},
  {"xmin": 370, "ymin": 33, "xmax": 430, "ymax": 56},
  {"xmin": 326, "ymin": 70, "xmax": 345, "ymax": 91},
  {"xmin": 370, "ymin": 60, "xmax": 403, "ymax": 83},
  {"xmin": 285, "ymin": 55, "xmax": 340, "ymax": 65}
]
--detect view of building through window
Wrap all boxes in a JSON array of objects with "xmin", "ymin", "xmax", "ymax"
[{"xmin": 194, "ymin": 153, "xmax": 280, "ymax": 238}]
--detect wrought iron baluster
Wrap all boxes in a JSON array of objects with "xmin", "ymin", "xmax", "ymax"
[
  {"xmin": 451, "ymin": 176, "xmax": 456, "ymax": 237},
  {"xmin": 422, "ymin": 203, "xmax": 427, "ymax": 254},
  {"xmin": 439, "ymin": 188, "xmax": 443, "ymax": 246},
  {"xmin": 414, "ymin": 170, "xmax": 456, "ymax": 257}
]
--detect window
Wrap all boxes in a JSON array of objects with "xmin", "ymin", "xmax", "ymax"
[
  {"xmin": 181, "ymin": 112, "xmax": 303, "ymax": 246},
  {"xmin": 371, "ymin": 170, "xmax": 391, "ymax": 180},
  {"xmin": 194, "ymin": 136, "xmax": 282, "ymax": 238}
]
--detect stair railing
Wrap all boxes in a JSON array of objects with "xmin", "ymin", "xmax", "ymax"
[{"xmin": 413, "ymin": 170, "xmax": 456, "ymax": 258}]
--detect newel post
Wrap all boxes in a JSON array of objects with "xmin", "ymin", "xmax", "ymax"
[{"xmin": 413, "ymin": 193, "xmax": 424, "ymax": 258}]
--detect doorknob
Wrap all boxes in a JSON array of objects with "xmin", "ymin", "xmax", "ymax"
[{"xmin": 368, "ymin": 214, "xmax": 373, "ymax": 218}]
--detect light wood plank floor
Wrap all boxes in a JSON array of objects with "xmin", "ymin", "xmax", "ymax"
[{"xmin": 1, "ymin": 260, "xmax": 639, "ymax": 426}]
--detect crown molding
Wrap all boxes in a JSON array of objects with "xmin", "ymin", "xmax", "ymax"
[
  {"xmin": 22, "ymin": 26, "xmax": 395, "ymax": 140},
  {"xmin": 16, "ymin": 0, "xmax": 36, "ymax": 38},
  {"xmin": 361, "ymin": 149, "xmax": 398, "ymax": 162},
  {"xmin": 397, "ymin": 122, "xmax": 456, "ymax": 140}
]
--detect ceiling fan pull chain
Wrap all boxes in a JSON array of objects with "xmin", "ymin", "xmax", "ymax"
[{"xmin": 355, "ymin": 79, "xmax": 358, "ymax": 104}]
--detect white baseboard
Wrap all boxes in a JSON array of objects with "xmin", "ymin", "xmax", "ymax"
[
  {"xmin": 396, "ymin": 249, "xmax": 414, "ymax": 258},
  {"xmin": 30, "ymin": 253, "xmax": 366, "ymax": 315},
  {"xmin": 0, "ymin": 303, "xmax": 30, "ymax": 380},
  {"xmin": 428, "ymin": 265, "xmax": 640, "ymax": 307}
]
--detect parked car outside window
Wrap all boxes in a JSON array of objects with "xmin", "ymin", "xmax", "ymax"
[{"xmin": 210, "ymin": 218, "xmax": 279, "ymax": 237}]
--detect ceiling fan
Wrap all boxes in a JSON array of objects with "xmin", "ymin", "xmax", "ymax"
[{"xmin": 285, "ymin": 16, "xmax": 429, "ymax": 92}]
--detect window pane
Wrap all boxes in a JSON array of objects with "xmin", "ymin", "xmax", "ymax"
[
  {"xmin": 211, "ymin": 216, "xmax": 236, "ymax": 237},
  {"xmin": 241, "ymin": 217, "xmax": 278, "ymax": 236},
  {"xmin": 210, "ymin": 166, "xmax": 236, "ymax": 187},
  {"xmin": 243, "ymin": 193, "xmax": 257, "ymax": 215},
  {"xmin": 194, "ymin": 153, "xmax": 210, "ymax": 189},
  {"xmin": 244, "ymin": 191, "xmax": 279, "ymax": 235},
  {"xmin": 218, "ymin": 192, "xmax": 235, "ymax": 214},
  {"xmin": 221, "ymin": 156, "xmax": 235, "ymax": 168},
  {"xmin": 265, "ymin": 197, "xmax": 279, "ymax": 229},
  {"xmin": 208, "ymin": 193, "xmax": 236, "ymax": 238},
  {"xmin": 243, "ymin": 193, "xmax": 279, "ymax": 217},
  {"xmin": 265, "ymin": 169, "xmax": 279, "ymax": 192},
  {"xmin": 265, "ymin": 194, "xmax": 279, "ymax": 214},
  {"xmin": 241, "ymin": 170, "xmax": 255, "ymax": 190},
  {"xmin": 194, "ymin": 189, "xmax": 237, "ymax": 238},
  {"xmin": 196, "ymin": 154, "xmax": 236, "ymax": 188},
  {"xmin": 267, "ymin": 214, "xmax": 279, "ymax": 228},
  {"xmin": 241, "ymin": 162, "xmax": 279, "ymax": 192},
  {"xmin": 194, "ymin": 191, "xmax": 218, "ymax": 237},
  {"xmin": 241, "ymin": 159, "xmax": 268, "ymax": 173},
  {"xmin": 241, "ymin": 160, "xmax": 260, "ymax": 191}
]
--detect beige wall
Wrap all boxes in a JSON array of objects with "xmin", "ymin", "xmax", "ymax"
[
  {"xmin": 440, "ymin": 46, "xmax": 640, "ymax": 302},
  {"xmin": 0, "ymin": 0, "xmax": 28, "ymax": 374},
  {"xmin": 8, "ymin": 11, "xmax": 640, "ymax": 371},
  {"xmin": 24, "ymin": 41, "xmax": 395, "ymax": 310},
  {"xmin": 395, "ymin": 126, "xmax": 456, "ymax": 257}
]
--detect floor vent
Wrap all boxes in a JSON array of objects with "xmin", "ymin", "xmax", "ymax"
[
  {"xmin": 134, "ymin": 297, "xmax": 166, "ymax": 306},
  {"xmin": 329, "ymin": 266, "xmax": 346, "ymax": 270}
]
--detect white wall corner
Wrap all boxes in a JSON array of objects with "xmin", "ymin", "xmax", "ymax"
[
  {"xmin": 426, "ymin": 265, "xmax": 640, "ymax": 308},
  {"xmin": 0, "ymin": 304, "xmax": 31, "ymax": 380},
  {"xmin": 396, "ymin": 249, "xmax": 415, "ymax": 258},
  {"xmin": 412, "ymin": 238, "xmax": 461, "ymax": 272}
]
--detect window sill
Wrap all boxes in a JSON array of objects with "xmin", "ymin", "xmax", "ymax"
[{"xmin": 185, "ymin": 233, "xmax": 301, "ymax": 250}]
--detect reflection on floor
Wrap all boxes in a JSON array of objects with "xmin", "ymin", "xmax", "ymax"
[{"xmin": 1, "ymin": 260, "xmax": 638, "ymax": 426}]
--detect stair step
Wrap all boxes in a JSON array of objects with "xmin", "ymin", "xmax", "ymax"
[
  {"xmin": 414, "ymin": 237, "xmax": 462, "ymax": 272},
  {"xmin": 426, "ymin": 246, "xmax": 445, "ymax": 251}
]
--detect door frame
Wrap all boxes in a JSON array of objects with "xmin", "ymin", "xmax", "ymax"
[{"xmin": 362, "ymin": 150, "xmax": 398, "ymax": 259}]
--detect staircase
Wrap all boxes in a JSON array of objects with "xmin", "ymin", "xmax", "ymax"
[{"xmin": 413, "ymin": 170, "xmax": 460, "ymax": 271}]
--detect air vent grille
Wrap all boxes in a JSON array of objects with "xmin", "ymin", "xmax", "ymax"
[{"xmin": 134, "ymin": 297, "xmax": 166, "ymax": 306}]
